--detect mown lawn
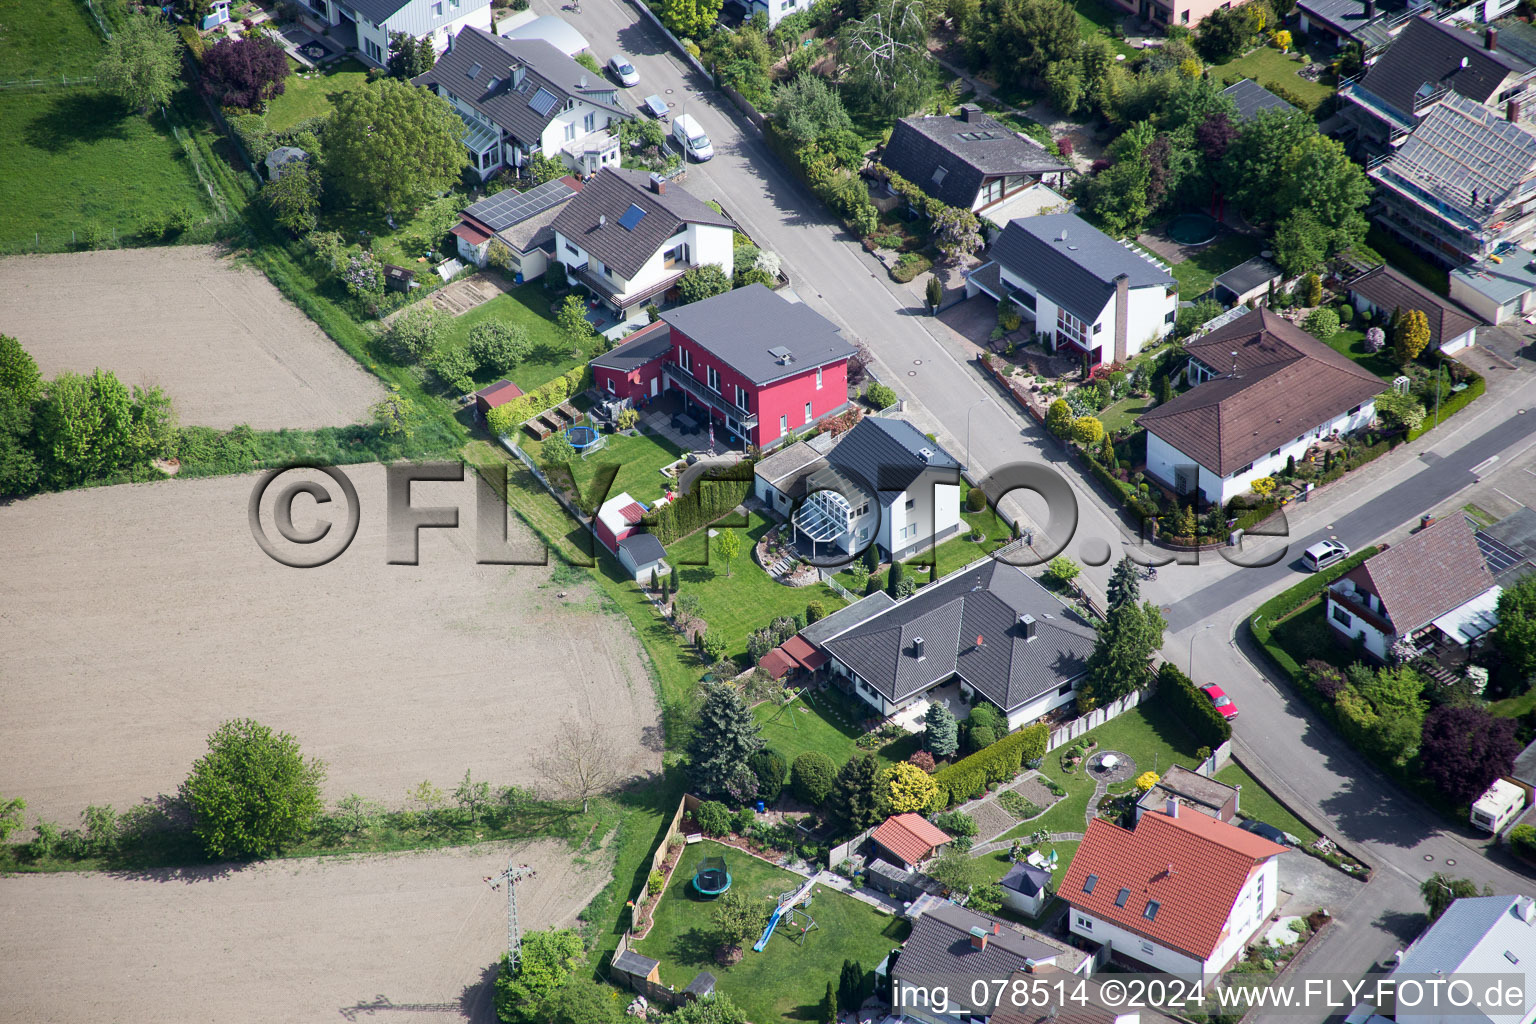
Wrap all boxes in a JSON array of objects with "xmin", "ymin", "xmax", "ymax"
[
  {"xmin": 1214, "ymin": 46, "xmax": 1334, "ymax": 111},
  {"xmin": 1074, "ymin": 0, "xmax": 1137, "ymax": 58},
  {"xmin": 976, "ymin": 840, "xmax": 1080, "ymax": 892},
  {"xmin": 0, "ymin": 0, "xmax": 105, "ymax": 79},
  {"xmin": 1213, "ymin": 763, "xmax": 1321, "ymax": 844},
  {"xmin": 754, "ymin": 690, "xmax": 921, "ymax": 774},
  {"xmin": 1169, "ymin": 231, "xmax": 1265, "ymax": 299},
  {"xmin": 834, "ymin": 480, "xmax": 1006, "ymax": 595},
  {"xmin": 436, "ymin": 286, "xmax": 599, "ymax": 394},
  {"xmin": 525, "ymin": 427, "xmax": 684, "ymax": 508},
  {"xmin": 1324, "ymin": 329, "xmax": 1401, "ymax": 381},
  {"xmin": 668, "ymin": 510, "xmax": 846, "ymax": 661},
  {"xmin": 1099, "ymin": 395, "xmax": 1153, "ymax": 435},
  {"xmin": 634, "ymin": 840, "xmax": 910, "ymax": 1022},
  {"xmin": 0, "ymin": 88, "xmax": 214, "ymax": 251},
  {"xmin": 263, "ymin": 58, "xmax": 371, "ymax": 131}
]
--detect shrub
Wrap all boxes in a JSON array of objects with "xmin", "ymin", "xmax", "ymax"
[
  {"xmin": 1046, "ymin": 399, "xmax": 1073, "ymax": 436},
  {"xmin": 966, "ymin": 487, "xmax": 988, "ymax": 513},
  {"xmin": 1302, "ymin": 273, "xmax": 1323, "ymax": 307},
  {"xmin": 1336, "ymin": 304, "xmax": 1353, "ymax": 325},
  {"xmin": 932, "ymin": 723, "xmax": 1049, "ymax": 806},
  {"xmin": 693, "ymin": 800, "xmax": 731, "ymax": 837},
  {"xmin": 1135, "ymin": 771, "xmax": 1160, "ymax": 793},
  {"xmin": 180, "ymin": 718, "xmax": 326, "ymax": 859},
  {"xmin": 864, "ymin": 382, "xmax": 897, "ymax": 410},
  {"xmin": 648, "ymin": 869, "xmax": 667, "ymax": 896},
  {"xmin": 1303, "ymin": 307, "xmax": 1340, "ymax": 340},
  {"xmin": 1510, "ymin": 824, "xmax": 1536, "ymax": 861},
  {"xmin": 467, "ymin": 320, "xmax": 532, "ymax": 375},
  {"xmin": 747, "ymin": 749, "xmax": 787, "ymax": 803},
  {"xmin": 806, "ymin": 601, "xmax": 827, "ymax": 624},
  {"xmin": 891, "ymin": 252, "xmax": 933, "ymax": 283},
  {"xmin": 908, "ymin": 749, "xmax": 937, "ymax": 773},
  {"xmin": 791, "ymin": 751, "xmax": 837, "ymax": 804},
  {"xmin": 1045, "ymin": 556, "xmax": 1081, "ymax": 585}
]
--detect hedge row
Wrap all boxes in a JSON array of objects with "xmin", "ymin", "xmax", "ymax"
[
  {"xmin": 1155, "ymin": 662, "xmax": 1230, "ymax": 749},
  {"xmin": 1407, "ymin": 368, "xmax": 1485, "ymax": 442},
  {"xmin": 933, "ymin": 722, "xmax": 1050, "ymax": 807},
  {"xmin": 485, "ymin": 365, "xmax": 592, "ymax": 436},
  {"xmin": 1250, "ymin": 544, "xmax": 1380, "ymax": 638},
  {"xmin": 643, "ymin": 461, "xmax": 753, "ymax": 546}
]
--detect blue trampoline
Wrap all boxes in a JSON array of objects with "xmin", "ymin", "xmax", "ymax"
[{"xmin": 566, "ymin": 424, "xmax": 600, "ymax": 449}]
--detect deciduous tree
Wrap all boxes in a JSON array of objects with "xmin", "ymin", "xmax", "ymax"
[
  {"xmin": 1419, "ymin": 704, "xmax": 1521, "ymax": 805},
  {"xmin": 1395, "ymin": 309, "xmax": 1430, "ymax": 364},
  {"xmin": 838, "ymin": 0, "xmax": 935, "ymax": 115},
  {"xmin": 1496, "ymin": 575, "xmax": 1536, "ymax": 686},
  {"xmin": 677, "ymin": 263, "xmax": 733, "ymax": 305},
  {"xmin": 179, "ymin": 718, "xmax": 326, "ymax": 858},
  {"xmin": 325, "ymin": 79, "xmax": 467, "ymax": 214},
  {"xmin": 714, "ymin": 526, "xmax": 741, "ymax": 577},
  {"xmin": 33, "ymin": 369, "xmax": 137, "ymax": 487},
  {"xmin": 1421, "ymin": 873, "xmax": 1490, "ymax": 923},
  {"xmin": 0, "ymin": 334, "xmax": 43, "ymax": 406},
  {"xmin": 96, "ymin": 12, "xmax": 181, "ymax": 113},
  {"xmin": 714, "ymin": 889, "xmax": 771, "ymax": 952},
  {"xmin": 493, "ymin": 929, "xmax": 585, "ymax": 1024},
  {"xmin": 201, "ymin": 35, "xmax": 290, "ymax": 110},
  {"xmin": 261, "ymin": 163, "xmax": 322, "ymax": 234},
  {"xmin": 468, "ymin": 320, "xmax": 532, "ymax": 374}
]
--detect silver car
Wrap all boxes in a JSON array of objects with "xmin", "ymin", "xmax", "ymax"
[{"xmin": 608, "ymin": 54, "xmax": 639, "ymax": 88}]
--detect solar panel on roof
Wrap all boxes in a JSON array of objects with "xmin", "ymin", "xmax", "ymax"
[
  {"xmin": 464, "ymin": 178, "xmax": 576, "ymax": 232},
  {"xmin": 528, "ymin": 87, "xmax": 560, "ymax": 115},
  {"xmin": 618, "ymin": 203, "xmax": 647, "ymax": 230}
]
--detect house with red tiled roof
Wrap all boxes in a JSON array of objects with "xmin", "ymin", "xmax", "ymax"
[
  {"xmin": 593, "ymin": 491, "xmax": 668, "ymax": 581},
  {"xmin": 1325, "ymin": 517, "xmax": 1501, "ymax": 663},
  {"xmin": 872, "ymin": 813, "xmax": 952, "ymax": 871},
  {"xmin": 1061, "ymin": 806, "xmax": 1286, "ymax": 978}
]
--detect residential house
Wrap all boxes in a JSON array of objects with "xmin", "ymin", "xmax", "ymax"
[
  {"xmin": 890, "ymin": 898, "xmax": 1087, "ymax": 1024},
  {"xmin": 552, "ymin": 167, "xmax": 736, "ymax": 321},
  {"xmin": 756, "ymin": 416, "xmax": 963, "ymax": 563},
  {"xmin": 1101, "ymin": 0, "xmax": 1240, "ymax": 32},
  {"xmin": 588, "ymin": 284, "xmax": 855, "ymax": 449},
  {"xmin": 302, "ymin": 0, "xmax": 492, "ymax": 67},
  {"xmin": 451, "ymin": 175, "xmax": 582, "ymax": 279},
  {"xmin": 1294, "ymin": 0, "xmax": 1408, "ymax": 56},
  {"xmin": 1390, "ymin": 894, "xmax": 1536, "ymax": 1024},
  {"xmin": 1451, "ymin": 249, "xmax": 1536, "ymax": 324},
  {"xmin": 1475, "ymin": 506, "xmax": 1536, "ymax": 585},
  {"xmin": 1213, "ymin": 256, "xmax": 1286, "ymax": 307},
  {"xmin": 1346, "ymin": 263, "xmax": 1484, "ymax": 353},
  {"xmin": 726, "ymin": 0, "xmax": 819, "ymax": 28},
  {"xmin": 967, "ymin": 213, "xmax": 1177, "ymax": 369},
  {"xmin": 1325, "ymin": 516, "xmax": 1501, "ymax": 662},
  {"xmin": 1221, "ymin": 78, "xmax": 1301, "ymax": 121},
  {"xmin": 752, "ymin": 437, "xmax": 831, "ymax": 512},
  {"xmin": 1505, "ymin": 735, "xmax": 1536, "ymax": 802},
  {"xmin": 1062, "ymin": 806, "xmax": 1286, "ymax": 978},
  {"xmin": 870, "ymin": 813, "xmax": 952, "ymax": 871},
  {"xmin": 415, "ymin": 28, "xmax": 631, "ymax": 179},
  {"xmin": 881, "ymin": 105, "xmax": 1070, "ymax": 225},
  {"xmin": 999, "ymin": 861, "xmax": 1054, "ymax": 917},
  {"xmin": 1367, "ymin": 91, "xmax": 1536, "ymax": 267},
  {"xmin": 1135, "ymin": 767, "xmax": 1241, "ymax": 824},
  {"xmin": 991, "ymin": 970, "xmax": 1183, "ymax": 1024},
  {"xmin": 1138, "ymin": 308, "xmax": 1385, "ymax": 506},
  {"xmin": 1340, "ymin": 17, "xmax": 1535, "ymax": 150},
  {"xmin": 812, "ymin": 558, "xmax": 1098, "ymax": 731}
]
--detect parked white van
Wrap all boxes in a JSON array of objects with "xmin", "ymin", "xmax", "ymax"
[
  {"xmin": 673, "ymin": 114, "xmax": 713, "ymax": 161},
  {"xmin": 1471, "ymin": 778, "xmax": 1526, "ymax": 834}
]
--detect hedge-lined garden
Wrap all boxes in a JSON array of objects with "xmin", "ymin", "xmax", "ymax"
[
  {"xmin": 1155, "ymin": 662, "xmax": 1231, "ymax": 749},
  {"xmin": 932, "ymin": 722, "xmax": 1050, "ymax": 807}
]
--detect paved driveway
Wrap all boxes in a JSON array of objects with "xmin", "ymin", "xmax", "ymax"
[{"xmin": 1278, "ymin": 850, "xmax": 1367, "ymax": 919}]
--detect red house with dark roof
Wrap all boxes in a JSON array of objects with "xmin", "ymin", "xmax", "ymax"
[{"xmin": 589, "ymin": 284, "xmax": 856, "ymax": 449}]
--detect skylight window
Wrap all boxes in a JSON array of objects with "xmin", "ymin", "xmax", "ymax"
[
  {"xmin": 528, "ymin": 87, "xmax": 560, "ymax": 116},
  {"xmin": 618, "ymin": 203, "xmax": 647, "ymax": 231},
  {"xmin": 1115, "ymin": 888, "xmax": 1130, "ymax": 908},
  {"xmin": 466, "ymin": 62, "xmax": 482, "ymax": 79},
  {"xmin": 1507, "ymin": 951, "xmax": 1521, "ymax": 965},
  {"xmin": 931, "ymin": 165, "xmax": 948, "ymax": 185},
  {"xmin": 1144, "ymin": 901, "xmax": 1161, "ymax": 921},
  {"xmin": 1082, "ymin": 874, "xmax": 1098, "ymax": 894}
]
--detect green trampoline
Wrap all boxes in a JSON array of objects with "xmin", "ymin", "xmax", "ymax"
[{"xmin": 691, "ymin": 855, "xmax": 732, "ymax": 897}]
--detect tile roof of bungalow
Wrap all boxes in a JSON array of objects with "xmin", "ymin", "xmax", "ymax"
[
  {"xmin": 898, "ymin": 901, "xmax": 1085, "ymax": 997},
  {"xmin": 872, "ymin": 812, "xmax": 952, "ymax": 865},
  {"xmin": 1340, "ymin": 516, "xmax": 1498, "ymax": 636},
  {"xmin": 991, "ymin": 213, "xmax": 1174, "ymax": 325},
  {"xmin": 554, "ymin": 167, "xmax": 734, "ymax": 280},
  {"xmin": 1347, "ymin": 264, "xmax": 1484, "ymax": 349},
  {"xmin": 1137, "ymin": 308, "xmax": 1385, "ymax": 477},
  {"xmin": 1221, "ymin": 78, "xmax": 1301, "ymax": 120},
  {"xmin": 660, "ymin": 284, "xmax": 856, "ymax": 387},
  {"xmin": 818, "ymin": 558, "xmax": 1096, "ymax": 714},
  {"xmin": 1063, "ymin": 810, "xmax": 1286, "ymax": 961},
  {"xmin": 1355, "ymin": 16, "xmax": 1532, "ymax": 124},
  {"xmin": 881, "ymin": 105, "xmax": 1069, "ymax": 210},
  {"xmin": 416, "ymin": 29, "xmax": 629, "ymax": 144}
]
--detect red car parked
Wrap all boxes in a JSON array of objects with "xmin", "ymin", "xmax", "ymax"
[{"xmin": 1201, "ymin": 683, "xmax": 1239, "ymax": 720}]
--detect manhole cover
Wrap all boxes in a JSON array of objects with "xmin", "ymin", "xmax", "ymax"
[
  {"xmin": 907, "ymin": 370, "xmax": 917, "ymax": 376},
  {"xmin": 1446, "ymin": 858, "xmax": 1457, "ymax": 866},
  {"xmin": 665, "ymin": 88, "xmax": 675, "ymax": 94},
  {"xmin": 1424, "ymin": 854, "xmax": 1435, "ymax": 861},
  {"xmin": 913, "ymin": 359, "xmax": 923, "ymax": 365}
]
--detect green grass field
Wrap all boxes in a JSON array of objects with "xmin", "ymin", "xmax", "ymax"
[
  {"xmin": 1214, "ymin": 46, "xmax": 1334, "ymax": 110},
  {"xmin": 1074, "ymin": 0, "xmax": 1137, "ymax": 58},
  {"xmin": 834, "ymin": 481, "xmax": 1005, "ymax": 594},
  {"xmin": 1213, "ymin": 763, "xmax": 1321, "ymax": 844},
  {"xmin": 263, "ymin": 58, "xmax": 371, "ymax": 131},
  {"xmin": 435, "ymin": 286, "xmax": 598, "ymax": 394},
  {"xmin": 0, "ymin": 88, "xmax": 214, "ymax": 251},
  {"xmin": 0, "ymin": 0, "xmax": 105, "ymax": 80},
  {"xmin": 526, "ymin": 427, "xmax": 684, "ymax": 508},
  {"xmin": 1169, "ymin": 231, "xmax": 1265, "ymax": 299},
  {"xmin": 754, "ymin": 690, "xmax": 921, "ymax": 773},
  {"xmin": 1323, "ymin": 329, "xmax": 1401, "ymax": 381},
  {"xmin": 635, "ymin": 840, "xmax": 910, "ymax": 1022},
  {"xmin": 1099, "ymin": 395, "xmax": 1153, "ymax": 435}
]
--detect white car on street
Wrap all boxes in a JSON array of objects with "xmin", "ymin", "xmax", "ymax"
[{"xmin": 608, "ymin": 54, "xmax": 639, "ymax": 87}]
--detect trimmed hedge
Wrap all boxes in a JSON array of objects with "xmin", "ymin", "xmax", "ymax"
[
  {"xmin": 1155, "ymin": 662, "xmax": 1230, "ymax": 748},
  {"xmin": 1407, "ymin": 368, "xmax": 1485, "ymax": 441},
  {"xmin": 643, "ymin": 460, "xmax": 753, "ymax": 546},
  {"xmin": 933, "ymin": 722, "xmax": 1049, "ymax": 807},
  {"xmin": 1248, "ymin": 545, "xmax": 1380, "ymax": 683},
  {"xmin": 485, "ymin": 364, "xmax": 592, "ymax": 437}
]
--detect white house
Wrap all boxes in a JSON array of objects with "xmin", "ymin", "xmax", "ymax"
[
  {"xmin": 1392, "ymin": 894, "xmax": 1536, "ymax": 1024},
  {"xmin": 967, "ymin": 212, "xmax": 1177, "ymax": 369},
  {"xmin": 1062, "ymin": 806, "xmax": 1286, "ymax": 978},
  {"xmin": 1451, "ymin": 251, "xmax": 1536, "ymax": 325},
  {"xmin": 1138, "ymin": 308, "xmax": 1385, "ymax": 507},
  {"xmin": 726, "ymin": 0, "xmax": 818, "ymax": 28},
  {"xmin": 302, "ymin": 0, "xmax": 491, "ymax": 67},
  {"xmin": 809, "ymin": 559, "xmax": 1098, "ymax": 731},
  {"xmin": 999, "ymin": 859, "xmax": 1054, "ymax": 918},
  {"xmin": 756, "ymin": 416, "xmax": 962, "ymax": 564},
  {"xmin": 450, "ymin": 175, "xmax": 582, "ymax": 280},
  {"xmin": 550, "ymin": 167, "xmax": 735, "ymax": 320},
  {"xmin": 1325, "ymin": 516, "xmax": 1502, "ymax": 663},
  {"xmin": 415, "ymin": 27, "xmax": 631, "ymax": 179},
  {"xmin": 1347, "ymin": 264, "xmax": 1483, "ymax": 355}
]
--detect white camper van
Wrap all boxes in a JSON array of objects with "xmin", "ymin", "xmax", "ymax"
[
  {"xmin": 1471, "ymin": 778, "xmax": 1526, "ymax": 834},
  {"xmin": 673, "ymin": 113, "xmax": 713, "ymax": 161}
]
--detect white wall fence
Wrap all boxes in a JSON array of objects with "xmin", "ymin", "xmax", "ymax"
[
  {"xmin": 1046, "ymin": 686, "xmax": 1152, "ymax": 753},
  {"xmin": 1194, "ymin": 740, "xmax": 1233, "ymax": 778}
]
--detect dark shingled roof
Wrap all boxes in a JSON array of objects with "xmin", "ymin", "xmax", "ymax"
[
  {"xmin": 1214, "ymin": 256, "xmax": 1284, "ymax": 298},
  {"xmin": 590, "ymin": 320, "xmax": 672, "ymax": 372},
  {"xmin": 618, "ymin": 532, "xmax": 666, "ymax": 566},
  {"xmin": 1343, "ymin": 516, "xmax": 1498, "ymax": 634},
  {"xmin": 895, "ymin": 901, "xmax": 1067, "ymax": 1006},
  {"xmin": 1000, "ymin": 862, "xmax": 1053, "ymax": 898},
  {"xmin": 415, "ymin": 29, "xmax": 628, "ymax": 146},
  {"xmin": 993, "ymin": 971, "xmax": 1184, "ymax": 1024},
  {"xmin": 347, "ymin": 0, "xmax": 414, "ymax": 23},
  {"xmin": 823, "ymin": 416, "xmax": 960, "ymax": 504},
  {"xmin": 683, "ymin": 971, "xmax": 716, "ymax": 997},
  {"xmin": 1356, "ymin": 16, "xmax": 1532, "ymax": 124},
  {"xmin": 661, "ymin": 284, "xmax": 856, "ymax": 387},
  {"xmin": 1347, "ymin": 264, "xmax": 1483, "ymax": 351},
  {"xmin": 612, "ymin": 949, "xmax": 659, "ymax": 977},
  {"xmin": 992, "ymin": 214, "xmax": 1174, "ymax": 325},
  {"xmin": 881, "ymin": 106, "xmax": 1068, "ymax": 210},
  {"xmin": 1294, "ymin": 0, "xmax": 1395, "ymax": 48},
  {"xmin": 820, "ymin": 559, "xmax": 1096, "ymax": 712},
  {"xmin": 800, "ymin": 590, "xmax": 896, "ymax": 646},
  {"xmin": 1221, "ymin": 78, "xmax": 1300, "ymax": 121},
  {"xmin": 1137, "ymin": 309, "xmax": 1386, "ymax": 478},
  {"xmin": 553, "ymin": 167, "xmax": 734, "ymax": 280}
]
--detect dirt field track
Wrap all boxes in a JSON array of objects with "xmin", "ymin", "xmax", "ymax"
[
  {"xmin": 0, "ymin": 463, "xmax": 661, "ymax": 825},
  {"xmin": 0, "ymin": 247, "xmax": 383, "ymax": 430},
  {"xmin": 0, "ymin": 839, "xmax": 603, "ymax": 1024}
]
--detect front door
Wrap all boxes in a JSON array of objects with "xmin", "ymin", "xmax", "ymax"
[{"xmin": 650, "ymin": 376, "xmax": 659, "ymax": 399}]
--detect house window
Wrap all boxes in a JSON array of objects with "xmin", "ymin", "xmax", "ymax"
[
  {"xmin": 1269, "ymin": 448, "xmax": 1281, "ymax": 458},
  {"xmin": 584, "ymin": 112, "xmax": 595, "ymax": 132},
  {"xmin": 432, "ymin": 1, "xmax": 442, "ymax": 15},
  {"xmin": 1076, "ymin": 916, "xmax": 1093, "ymax": 930},
  {"xmin": 1256, "ymin": 874, "xmax": 1266, "ymax": 906},
  {"xmin": 1058, "ymin": 682, "xmax": 1072, "ymax": 696},
  {"xmin": 664, "ymin": 243, "xmax": 689, "ymax": 267},
  {"xmin": 1332, "ymin": 605, "xmax": 1352, "ymax": 626},
  {"xmin": 815, "ymin": 367, "xmax": 823, "ymax": 390},
  {"xmin": 707, "ymin": 366, "xmax": 721, "ymax": 392},
  {"xmin": 736, "ymin": 386, "xmax": 749, "ymax": 412},
  {"xmin": 905, "ymin": 497, "xmax": 915, "ymax": 511},
  {"xmin": 364, "ymin": 38, "xmax": 383, "ymax": 62},
  {"xmin": 1014, "ymin": 290, "xmax": 1035, "ymax": 311},
  {"xmin": 1115, "ymin": 888, "xmax": 1131, "ymax": 907},
  {"xmin": 679, "ymin": 349, "xmax": 691, "ymax": 373},
  {"xmin": 564, "ymin": 122, "xmax": 576, "ymax": 142},
  {"xmin": 932, "ymin": 165, "xmax": 949, "ymax": 186},
  {"xmin": 1349, "ymin": 404, "xmax": 1362, "ymax": 415},
  {"xmin": 1093, "ymin": 322, "xmax": 1103, "ymax": 334},
  {"xmin": 1181, "ymin": 8, "xmax": 1189, "ymax": 20},
  {"xmin": 1056, "ymin": 308, "xmax": 1089, "ymax": 349},
  {"xmin": 804, "ymin": 401, "xmax": 813, "ymax": 424},
  {"xmin": 606, "ymin": 377, "xmax": 616, "ymax": 394},
  {"xmin": 565, "ymin": 242, "xmax": 579, "ymax": 257},
  {"xmin": 980, "ymin": 178, "xmax": 1003, "ymax": 205},
  {"xmin": 1144, "ymin": 900, "xmax": 1161, "ymax": 921},
  {"xmin": 779, "ymin": 414, "xmax": 788, "ymax": 435}
]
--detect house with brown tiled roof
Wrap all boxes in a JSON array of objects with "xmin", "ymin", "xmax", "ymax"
[
  {"xmin": 1325, "ymin": 517, "xmax": 1501, "ymax": 662},
  {"xmin": 1346, "ymin": 264, "xmax": 1484, "ymax": 355},
  {"xmin": 1061, "ymin": 806, "xmax": 1286, "ymax": 978},
  {"xmin": 1138, "ymin": 308, "xmax": 1386, "ymax": 506}
]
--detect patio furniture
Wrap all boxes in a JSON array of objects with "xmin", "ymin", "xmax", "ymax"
[{"xmin": 1099, "ymin": 754, "xmax": 1119, "ymax": 771}]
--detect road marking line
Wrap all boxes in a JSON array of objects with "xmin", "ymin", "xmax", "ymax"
[{"xmin": 1471, "ymin": 455, "xmax": 1500, "ymax": 476}]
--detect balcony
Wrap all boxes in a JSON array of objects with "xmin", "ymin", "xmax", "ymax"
[
  {"xmin": 570, "ymin": 264, "xmax": 686, "ymax": 313},
  {"xmin": 668, "ymin": 366, "xmax": 759, "ymax": 430}
]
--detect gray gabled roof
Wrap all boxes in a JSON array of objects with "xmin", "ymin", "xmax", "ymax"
[
  {"xmin": 991, "ymin": 213, "xmax": 1174, "ymax": 324},
  {"xmin": 1394, "ymin": 895, "xmax": 1536, "ymax": 1024},
  {"xmin": 1375, "ymin": 92, "xmax": 1536, "ymax": 222},
  {"xmin": 881, "ymin": 107, "xmax": 1068, "ymax": 210},
  {"xmin": 553, "ymin": 167, "xmax": 734, "ymax": 280},
  {"xmin": 618, "ymin": 532, "xmax": 666, "ymax": 565},
  {"xmin": 348, "ymin": 0, "xmax": 415, "ymax": 24},
  {"xmin": 612, "ymin": 949, "xmax": 659, "ymax": 976},
  {"xmin": 800, "ymin": 590, "xmax": 895, "ymax": 646},
  {"xmin": 661, "ymin": 284, "xmax": 856, "ymax": 387},
  {"xmin": 819, "ymin": 559, "xmax": 1095, "ymax": 712},
  {"xmin": 415, "ymin": 29, "xmax": 628, "ymax": 146},
  {"xmin": 895, "ymin": 901, "xmax": 1078, "ymax": 1007},
  {"xmin": 823, "ymin": 416, "xmax": 961, "ymax": 504},
  {"xmin": 1221, "ymin": 78, "xmax": 1300, "ymax": 121},
  {"xmin": 1357, "ymin": 16, "xmax": 1532, "ymax": 124}
]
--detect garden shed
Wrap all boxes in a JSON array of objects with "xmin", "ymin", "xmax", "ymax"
[{"xmin": 474, "ymin": 379, "xmax": 524, "ymax": 419}]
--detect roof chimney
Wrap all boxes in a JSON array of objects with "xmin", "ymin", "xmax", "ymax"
[
  {"xmin": 1167, "ymin": 797, "xmax": 1179, "ymax": 818},
  {"xmin": 913, "ymin": 636, "xmax": 925, "ymax": 659},
  {"xmin": 969, "ymin": 926, "xmax": 989, "ymax": 951},
  {"xmin": 1517, "ymin": 897, "xmax": 1536, "ymax": 924},
  {"xmin": 1511, "ymin": 98, "xmax": 1524, "ymax": 123},
  {"xmin": 959, "ymin": 103, "xmax": 982, "ymax": 122},
  {"xmin": 1020, "ymin": 614, "xmax": 1037, "ymax": 640},
  {"xmin": 649, "ymin": 172, "xmax": 666, "ymax": 195},
  {"xmin": 993, "ymin": 922, "xmax": 1002, "ymax": 935},
  {"xmin": 1486, "ymin": 26, "xmax": 1498, "ymax": 51},
  {"xmin": 1364, "ymin": 0, "xmax": 1375, "ymax": 16}
]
